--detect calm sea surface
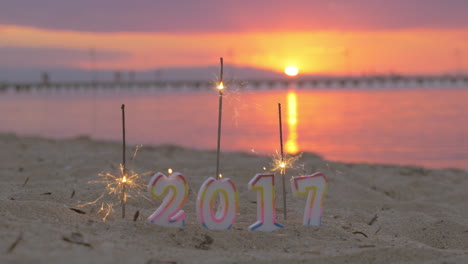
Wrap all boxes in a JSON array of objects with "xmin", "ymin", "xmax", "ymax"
[{"xmin": 1, "ymin": 86, "xmax": 467, "ymax": 169}]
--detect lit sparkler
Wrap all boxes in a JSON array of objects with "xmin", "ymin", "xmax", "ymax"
[
  {"xmin": 278, "ymin": 103, "xmax": 288, "ymax": 220},
  {"xmin": 80, "ymin": 163, "xmax": 148, "ymax": 221},
  {"xmin": 270, "ymin": 150, "xmax": 303, "ymax": 174},
  {"xmin": 216, "ymin": 57, "xmax": 224, "ymax": 180},
  {"xmin": 79, "ymin": 105, "xmax": 150, "ymax": 221},
  {"xmin": 270, "ymin": 148, "xmax": 303, "ymax": 221}
]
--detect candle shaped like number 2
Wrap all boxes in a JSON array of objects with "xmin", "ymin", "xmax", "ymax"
[
  {"xmin": 290, "ymin": 172, "xmax": 328, "ymax": 226},
  {"xmin": 148, "ymin": 172, "xmax": 189, "ymax": 227}
]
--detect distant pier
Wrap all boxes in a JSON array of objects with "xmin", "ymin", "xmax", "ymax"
[{"xmin": 1, "ymin": 75, "xmax": 467, "ymax": 94}]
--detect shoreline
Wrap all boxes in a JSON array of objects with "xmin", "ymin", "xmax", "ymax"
[
  {"xmin": 1, "ymin": 133, "xmax": 467, "ymax": 263},
  {"xmin": 2, "ymin": 132, "xmax": 466, "ymax": 171}
]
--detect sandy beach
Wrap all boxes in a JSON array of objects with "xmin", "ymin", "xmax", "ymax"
[{"xmin": 1, "ymin": 133, "xmax": 467, "ymax": 264}]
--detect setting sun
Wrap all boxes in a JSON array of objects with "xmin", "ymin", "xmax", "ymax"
[{"xmin": 284, "ymin": 66, "xmax": 299, "ymax": 76}]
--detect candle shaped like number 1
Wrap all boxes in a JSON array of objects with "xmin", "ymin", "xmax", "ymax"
[
  {"xmin": 248, "ymin": 174, "xmax": 284, "ymax": 231},
  {"xmin": 290, "ymin": 172, "xmax": 328, "ymax": 226}
]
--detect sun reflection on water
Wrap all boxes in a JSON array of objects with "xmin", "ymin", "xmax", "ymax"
[{"xmin": 285, "ymin": 91, "xmax": 299, "ymax": 154}]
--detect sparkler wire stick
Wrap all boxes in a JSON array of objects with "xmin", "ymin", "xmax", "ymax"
[
  {"xmin": 121, "ymin": 104, "xmax": 126, "ymax": 219},
  {"xmin": 278, "ymin": 103, "xmax": 287, "ymax": 220},
  {"xmin": 216, "ymin": 57, "xmax": 224, "ymax": 180}
]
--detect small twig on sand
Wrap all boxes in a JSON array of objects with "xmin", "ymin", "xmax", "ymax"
[
  {"xmin": 352, "ymin": 231, "xmax": 368, "ymax": 238},
  {"xmin": 6, "ymin": 232, "xmax": 23, "ymax": 253},
  {"xmin": 133, "ymin": 210, "xmax": 140, "ymax": 221},
  {"xmin": 69, "ymin": 208, "xmax": 86, "ymax": 214},
  {"xmin": 368, "ymin": 214, "xmax": 378, "ymax": 225},
  {"xmin": 22, "ymin": 177, "xmax": 29, "ymax": 187},
  {"xmin": 374, "ymin": 226, "xmax": 382, "ymax": 235},
  {"xmin": 62, "ymin": 232, "xmax": 92, "ymax": 248}
]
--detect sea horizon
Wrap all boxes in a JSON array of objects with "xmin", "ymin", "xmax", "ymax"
[{"xmin": 1, "ymin": 85, "xmax": 467, "ymax": 170}]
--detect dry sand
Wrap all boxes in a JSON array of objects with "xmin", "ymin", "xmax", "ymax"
[{"xmin": 0, "ymin": 133, "xmax": 467, "ymax": 263}]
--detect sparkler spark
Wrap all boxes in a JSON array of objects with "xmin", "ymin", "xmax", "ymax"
[
  {"xmin": 99, "ymin": 203, "xmax": 114, "ymax": 221},
  {"xmin": 270, "ymin": 150, "xmax": 303, "ymax": 175},
  {"xmin": 131, "ymin": 144, "xmax": 143, "ymax": 161},
  {"xmin": 210, "ymin": 71, "xmax": 246, "ymax": 128},
  {"xmin": 79, "ymin": 147, "xmax": 151, "ymax": 221}
]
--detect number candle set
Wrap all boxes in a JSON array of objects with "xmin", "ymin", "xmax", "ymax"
[
  {"xmin": 145, "ymin": 58, "xmax": 329, "ymax": 231},
  {"xmin": 147, "ymin": 171, "xmax": 327, "ymax": 231}
]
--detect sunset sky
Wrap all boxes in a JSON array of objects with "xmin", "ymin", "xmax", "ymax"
[{"xmin": 1, "ymin": 0, "xmax": 467, "ymax": 75}]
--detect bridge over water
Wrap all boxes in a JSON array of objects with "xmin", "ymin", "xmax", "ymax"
[{"xmin": 1, "ymin": 75, "xmax": 467, "ymax": 94}]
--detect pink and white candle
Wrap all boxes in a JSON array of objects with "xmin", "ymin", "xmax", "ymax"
[
  {"xmin": 290, "ymin": 172, "xmax": 328, "ymax": 226},
  {"xmin": 248, "ymin": 173, "xmax": 284, "ymax": 231},
  {"xmin": 148, "ymin": 172, "xmax": 189, "ymax": 227},
  {"xmin": 197, "ymin": 177, "xmax": 239, "ymax": 230}
]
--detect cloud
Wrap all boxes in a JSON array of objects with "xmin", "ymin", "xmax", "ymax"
[
  {"xmin": 0, "ymin": 0, "xmax": 467, "ymax": 33},
  {"xmin": 0, "ymin": 46, "xmax": 129, "ymax": 67}
]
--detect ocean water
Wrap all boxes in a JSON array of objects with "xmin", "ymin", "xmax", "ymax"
[{"xmin": 1, "ymin": 86, "xmax": 467, "ymax": 169}]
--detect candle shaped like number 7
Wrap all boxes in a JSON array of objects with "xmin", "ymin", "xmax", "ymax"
[{"xmin": 290, "ymin": 172, "xmax": 328, "ymax": 226}]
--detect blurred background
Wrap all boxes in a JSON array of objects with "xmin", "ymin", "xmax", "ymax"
[{"xmin": 0, "ymin": 0, "xmax": 467, "ymax": 169}]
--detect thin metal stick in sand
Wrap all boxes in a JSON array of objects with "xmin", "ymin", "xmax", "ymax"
[
  {"xmin": 278, "ymin": 103, "xmax": 287, "ymax": 220},
  {"xmin": 121, "ymin": 104, "xmax": 127, "ymax": 219},
  {"xmin": 216, "ymin": 58, "xmax": 224, "ymax": 180}
]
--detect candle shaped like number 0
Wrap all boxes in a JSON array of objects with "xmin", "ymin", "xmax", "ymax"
[
  {"xmin": 290, "ymin": 172, "xmax": 328, "ymax": 226},
  {"xmin": 197, "ymin": 177, "xmax": 239, "ymax": 230},
  {"xmin": 248, "ymin": 174, "xmax": 284, "ymax": 231},
  {"xmin": 148, "ymin": 172, "xmax": 189, "ymax": 227}
]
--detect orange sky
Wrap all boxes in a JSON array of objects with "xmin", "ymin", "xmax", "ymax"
[{"xmin": 1, "ymin": 24, "xmax": 467, "ymax": 75}]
